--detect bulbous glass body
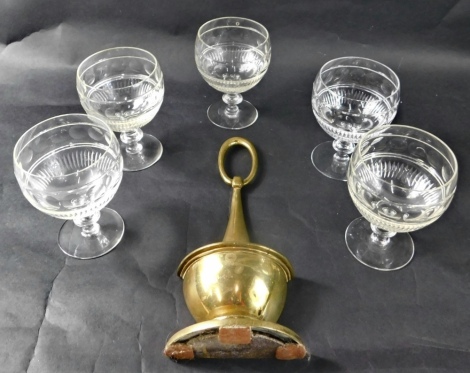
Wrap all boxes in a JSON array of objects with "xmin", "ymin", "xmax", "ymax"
[
  {"xmin": 77, "ymin": 47, "xmax": 165, "ymax": 171},
  {"xmin": 195, "ymin": 17, "xmax": 271, "ymax": 129},
  {"xmin": 14, "ymin": 114, "xmax": 122, "ymax": 218},
  {"xmin": 345, "ymin": 125, "xmax": 458, "ymax": 271},
  {"xmin": 311, "ymin": 57, "xmax": 400, "ymax": 181},
  {"xmin": 196, "ymin": 17, "xmax": 271, "ymax": 94},
  {"xmin": 14, "ymin": 114, "xmax": 125, "ymax": 259},
  {"xmin": 77, "ymin": 47, "xmax": 164, "ymax": 132},
  {"xmin": 348, "ymin": 125, "xmax": 457, "ymax": 232},
  {"xmin": 312, "ymin": 57, "xmax": 400, "ymax": 142}
]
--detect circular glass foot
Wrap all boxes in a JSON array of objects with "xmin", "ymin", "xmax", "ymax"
[
  {"xmin": 311, "ymin": 141, "xmax": 349, "ymax": 181},
  {"xmin": 345, "ymin": 217, "xmax": 414, "ymax": 271},
  {"xmin": 121, "ymin": 134, "xmax": 163, "ymax": 172},
  {"xmin": 58, "ymin": 208, "xmax": 125, "ymax": 259},
  {"xmin": 207, "ymin": 100, "xmax": 258, "ymax": 130}
]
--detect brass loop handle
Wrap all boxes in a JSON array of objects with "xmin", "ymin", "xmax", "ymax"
[{"xmin": 218, "ymin": 137, "xmax": 258, "ymax": 187}]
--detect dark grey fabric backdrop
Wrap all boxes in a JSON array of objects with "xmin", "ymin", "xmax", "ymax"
[{"xmin": 1, "ymin": 0, "xmax": 469, "ymax": 372}]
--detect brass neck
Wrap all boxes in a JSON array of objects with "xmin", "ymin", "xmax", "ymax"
[{"xmin": 223, "ymin": 176, "xmax": 249, "ymax": 243}]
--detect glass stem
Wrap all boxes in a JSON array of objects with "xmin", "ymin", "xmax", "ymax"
[
  {"xmin": 74, "ymin": 211, "xmax": 101, "ymax": 238},
  {"xmin": 370, "ymin": 224, "xmax": 397, "ymax": 247},
  {"xmin": 332, "ymin": 140, "xmax": 355, "ymax": 163},
  {"xmin": 121, "ymin": 129, "xmax": 144, "ymax": 154},
  {"xmin": 223, "ymin": 93, "xmax": 243, "ymax": 117}
]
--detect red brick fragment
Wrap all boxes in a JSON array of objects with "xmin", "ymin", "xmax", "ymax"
[
  {"xmin": 275, "ymin": 343, "xmax": 307, "ymax": 360},
  {"xmin": 164, "ymin": 343, "xmax": 195, "ymax": 360},
  {"xmin": 218, "ymin": 325, "xmax": 252, "ymax": 345}
]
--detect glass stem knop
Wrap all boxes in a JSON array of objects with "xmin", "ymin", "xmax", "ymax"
[
  {"xmin": 74, "ymin": 211, "xmax": 101, "ymax": 238},
  {"xmin": 121, "ymin": 129, "xmax": 144, "ymax": 154},
  {"xmin": 370, "ymin": 224, "xmax": 397, "ymax": 247},
  {"xmin": 223, "ymin": 93, "xmax": 243, "ymax": 117},
  {"xmin": 332, "ymin": 140, "xmax": 355, "ymax": 163}
]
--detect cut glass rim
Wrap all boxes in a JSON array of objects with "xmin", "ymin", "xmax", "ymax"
[
  {"xmin": 314, "ymin": 56, "xmax": 401, "ymax": 103},
  {"xmin": 351, "ymin": 124, "xmax": 459, "ymax": 194},
  {"xmin": 13, "ymin": 114, "xmax": 118, "ymax": 180},
  {"xmin": 76, "ymin": 46, "xmax": 160, "ymax": 91},
  {"xmin": 197, "ymin": 16, "xmax": 270, "ymax": 50}
]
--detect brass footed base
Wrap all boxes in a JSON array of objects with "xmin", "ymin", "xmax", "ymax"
[{"xmin": 164, "ymin": 316, "xmax": 307, "ymax": 360}]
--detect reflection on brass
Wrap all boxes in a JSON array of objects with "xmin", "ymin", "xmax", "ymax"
[{"xmin": 164, "ymin": 137, "xmax": 307, "ymax": 360}]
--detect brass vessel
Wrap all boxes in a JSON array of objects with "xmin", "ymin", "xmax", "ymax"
[{"xmin": 164, "ymin": 137, "xmax": 307, "ymax": 360}]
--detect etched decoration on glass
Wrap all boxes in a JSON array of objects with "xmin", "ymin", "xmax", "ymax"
[
  {"xmin": 311, "ymin": 57, "xmax": 400, "ymax": 181},
  {"xmin": 77, "ymin": 47, "xmax": 165, "ymax": 171},
  {"xmin": 345, "ymin": 125, "xmax": 458, "ymax": 271},
  {"xmin": 195, "ymin": 17, "xmax": 271, "ymax": 130},
  {"xmin": 14, "ymin": 114, "xmax": 125, "ymax": 259}
]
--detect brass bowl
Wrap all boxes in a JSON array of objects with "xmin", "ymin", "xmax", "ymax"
[{"xmin": 179, "ymin": 242, "xmax": 293, "ymax": 323}]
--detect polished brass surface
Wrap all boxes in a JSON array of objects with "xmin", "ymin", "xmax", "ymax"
[
  {"xmin": 181, "ymin": 244, "xmax": 289, "ymax": 322},
  {"xmin": 165, "ymin": 137, "xmax": 307, "ymax": 360},
  {"xmin": 218, "ymin": 137, "xmax": 258, "ymax": 243},
  {"xmin": 177, "ymin": 242, "xmax": 293, "ymax": 281},
  {"xmin": 218, "ymin": 137, "xmax": 258, "ymax": 187},
  {"xmin": 223, "ymin": 176, "xmax": 250, "ymax": 243}
]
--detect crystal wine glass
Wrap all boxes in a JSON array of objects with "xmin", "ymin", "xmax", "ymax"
[
  {"xmin": 77, "ymin": 47, "xmax": 164, "ymax": 171},
  {"xmin": 346, "ymin": 125, "xmax": 458, "ymax": 271},
  {"xmin": 311, "ymin": 57, "xmax": 400, "ymax": 181},
  {"xmin": 13, "ymin": 114, "xmax": 125, "ymax": 259},
  {"xmin": 195, "ymin": 17, "xmax": 271, "ymax": 130}
]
